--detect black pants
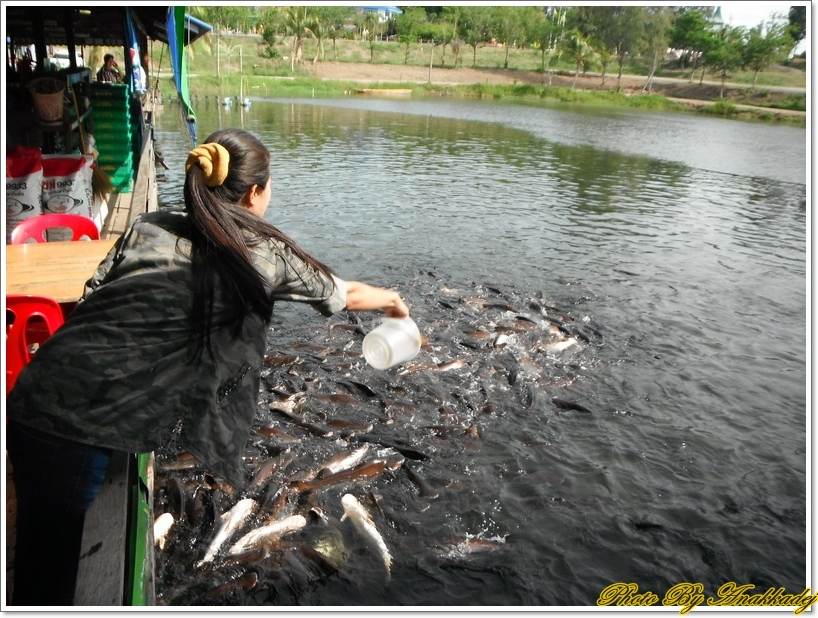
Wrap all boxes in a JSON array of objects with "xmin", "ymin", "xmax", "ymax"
[{"xmin": 8, "ymin": 421, "xmax": 112, "ymax": 605}]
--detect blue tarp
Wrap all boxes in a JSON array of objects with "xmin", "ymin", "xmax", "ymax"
[
  {"xmin": 166, "ymin": 7, "xmax": 197, "ymax": 144},
  {"xmin": 125, "ymin": 8, "xmax": 147, "ymax": 94}
]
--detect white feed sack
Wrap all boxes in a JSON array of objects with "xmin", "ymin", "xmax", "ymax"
[
  {"xmin": 6, "ymin": 146, "xmax": 44, "ymax": 243},
  {"xmin": 41, "ymin": 154, "xmax": 96, "ymax": 240}
]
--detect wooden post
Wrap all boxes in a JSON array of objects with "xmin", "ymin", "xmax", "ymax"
[
  {"xmin": 65, "ymin": 7, "xmax": 77, "ymax": 69},
  {"xmin": 239, "ymin": 47, "xmax": 243, "ymax": 100},
  {"xmin": 33, "ymin": 8, "xmax": 46, "ymax": 71}
]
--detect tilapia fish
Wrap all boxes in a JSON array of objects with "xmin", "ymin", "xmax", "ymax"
[
  {"xmin": 196, "ymin": 498, "xmax": 257, "ymax": 567},
  {"xmin": 227, "ymin": 514, "xmax": 307, "ymax": 555},
  {"xmin": 341, "ymin": 494, "xmax": 392, "ymax": 579}
]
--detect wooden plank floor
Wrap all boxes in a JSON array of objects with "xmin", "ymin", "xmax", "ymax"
[
  {"xmin": 102, "ymin": 191, "xmax": 135, "ymax": 239},
  {"xmin": 74, "ymin": 453, "xmax": 130, "ymax": 605}
]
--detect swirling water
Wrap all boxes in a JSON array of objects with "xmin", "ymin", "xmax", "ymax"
[{"xmin": 152, "ymin": 98, "xmax": 806, "ymax": 605}]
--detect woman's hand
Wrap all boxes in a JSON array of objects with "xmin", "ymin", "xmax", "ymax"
[
  {"xmin": 345, "ymin": 281, "xmax": 410, "ymax": 318},
  {"xmin": 384, "ymin": 294, "xmax": 409, "ymax": 318}
]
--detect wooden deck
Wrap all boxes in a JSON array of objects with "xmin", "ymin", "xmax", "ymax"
[{"xmin": 102, "ymin": 118, "xmax": 159, "ymax": 239}]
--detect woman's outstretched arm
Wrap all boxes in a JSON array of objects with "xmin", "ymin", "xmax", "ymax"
[{"xmin": 344, "ymin": 281, "xmax": 410, "ymax": 318}]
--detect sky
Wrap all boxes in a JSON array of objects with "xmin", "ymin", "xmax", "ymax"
[
  {"xmin": 721, "ymin": 1, "xmax": 793, "ymax": 27},
  {"xmin": 721, "ymin": 1, "xmax": 806, "ymax": 52}
]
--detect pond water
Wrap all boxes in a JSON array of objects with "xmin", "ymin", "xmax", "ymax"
[{"xmin": 151, "ymin": 97, "xmax": 806, "ymax": 606}]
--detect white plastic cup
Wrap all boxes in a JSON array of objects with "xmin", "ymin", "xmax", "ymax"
[{"xmin": 362, "ymin": 317, "xmax": 421, "ymax": 370}]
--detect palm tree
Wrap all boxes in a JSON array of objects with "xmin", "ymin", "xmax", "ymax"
[
  {"xmin": 308, "ymin": 13, "xmax": 327, "ymax": 64},
  {"xmin": 362, "ymin": 11, "xmax": 380, "ymax": 64},
  {"xmin": 561, "ymin": 30, "xmax": 596, "ymax": 89},
  {"xmin": 284, "ymin": 6, "xmax": 313, "ymax": 72}
]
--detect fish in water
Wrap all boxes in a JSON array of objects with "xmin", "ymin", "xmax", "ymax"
[
  {"xmin": 493, "ymin": 333, "xmax": 513, "ymax": 348},
  {"xmin": 228, "ymin": 514, "xmax": 307, "ymax": 556},
  {"xmin": 513, "ymin": 315, "xmax": 539, "ymax": 329},
  {"xmin": 352, "ymin": 434, "xmax": 430, "ymax": 461},
  {"xmin": 269, "ymin": 401, "xmax": 333, "ymax": 438},
  {"xmin": 247, "ymin": 450, "xmax": 296, "ymax": 494},
  {"xmin": 438, "ymin": 535, "xmax": 507, "ymax": 558},
  {"xmin": 263, "ymin": 354, "xmax": 300, "ymax": 367},
  {"xmin": 207, "ymin": 571, "xmax": 259, "ymax": 598},
  {"xmin": 154, "ymin": 513, "xmax": 174, "ymax": 550},
  {"xmin": 158, "ymin": 451, "xmax": 198, "ymax": 471},
  {"xmin": 483, "ymin": 302, "xmax": 517, "ymax": 313},
  {"xmin": 292, "ymin": 460, "xmax": 388, "ymax": 494},
  {"xmin": 220, "ymin": 547, "xmax": 270, "ymax": 568},
  {"xmin": 338, "ymin": 380, "xmax": 380, "ymax": 400},
  {"xmin": 260, "ymin": 485, "xmax": 293, "ymax": 519},
  {"xmin": 541, "ymin": 338, "xmax": 579, "ymax": 354},
  {"xmin": 314, "ymin": 392, "xmax": 359, "ymax": 406},
  {"xmin": 156, "ymin": 477, "xmax": 185, "ymax": 521},
  {"xmin": 341, "ymin": 494, "xmax": 392, "ymax": 579},
  {"xmin": 304, "ymin": 526, "xmax": 348, "ymax": 572},
  {"xmin": 269, "ymin": 393, "xmax": 306, "ymax": 415},
  {"xmin": 435, "ymin": 359, "xmax": 468, "ymax": 372},
  {"xmin": 329, "ymin": 322, "xmax": 366, "ymax": 336},
  {"xmin": 318, "ymin": 446, "xmax": 370, "ymax": 477},
  {"xmin": 326, "ymin": 418, "xmax": 374, "ymax": 434},
  {"xmin": 463, "ymin": 329, "xmax": 493, "ymax": 340},
  {"xmin": 196, "ymin": 498, "xmax": 257, "ymax": 567},
  {"xmin": 204, "ymin": 474, "xmax": 236, "ymax": 497},
  {"xmin": 254, "ymin": 424, "xmax": 301, "ymax": 444},
  {"xmin": 404, "ymin": 463, "xmax": 439, "ymax": 499},
  {"xmin": 551, "ymin": 397, "xmax": 593, "ymax": 414}
]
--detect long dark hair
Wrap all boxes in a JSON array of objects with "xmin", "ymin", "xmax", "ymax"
[{"xmin": 184, "ymin": 128, "xmax": 334, "ymax": 359}]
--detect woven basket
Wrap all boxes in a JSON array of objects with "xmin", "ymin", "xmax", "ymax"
[{"xmin": 29, "ymin": 78, "xmax": 65, "ymax": 122}]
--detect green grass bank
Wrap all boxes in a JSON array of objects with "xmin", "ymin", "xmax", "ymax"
[{"xmin": 157, "ymin": 74, "xmax": 805, "ymax": 128}]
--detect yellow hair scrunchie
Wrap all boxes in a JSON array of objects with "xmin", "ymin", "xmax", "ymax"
[{"xmin": 185, "ymin": 143, "xmax": 230, "ymax": 187}]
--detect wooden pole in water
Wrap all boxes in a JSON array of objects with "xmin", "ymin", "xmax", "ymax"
[{"xmin": 240, "ymin": 47, "xmax": 243, "ymax": 100}]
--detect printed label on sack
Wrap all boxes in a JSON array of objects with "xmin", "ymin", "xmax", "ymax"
[
  {"xmin": 6, "ymin": 146, "xmax": 43, "ymax": 242},
  {"xmin": 42, "ymin": 155, "xmax": 95, "ymax": 240}
]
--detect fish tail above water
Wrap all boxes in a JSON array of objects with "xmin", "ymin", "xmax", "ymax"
[{"xmin": 341, "ymin": 494, "xmax": 392, "ymax": 579}]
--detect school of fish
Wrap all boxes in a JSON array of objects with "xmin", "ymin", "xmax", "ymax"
[{"xmin": 152, "ymin": 275, "xmax": 600, "ymax": 604}]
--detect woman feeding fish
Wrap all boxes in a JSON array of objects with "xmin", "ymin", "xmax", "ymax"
[{"xmin": 6, "ymin": 128, "xmax": 409, "ymax": 605}]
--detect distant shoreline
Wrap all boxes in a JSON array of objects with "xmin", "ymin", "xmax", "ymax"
[{"xmin": 157, "ymin": 71, "xmax": 805, "ymax": 127}]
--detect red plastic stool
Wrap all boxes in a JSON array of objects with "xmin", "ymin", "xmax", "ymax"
[
  {"xmin": 10, "ymin": 214, "xmax": 99, "ymax": 244},
  {"xmin": 6, "ymin": 295, "xmax": 65, "ymax": 394}
]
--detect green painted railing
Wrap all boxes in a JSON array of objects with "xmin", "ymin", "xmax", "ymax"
[{"xmin": 125, "ymin": 452, "xmax": 153, "ymax": 605}]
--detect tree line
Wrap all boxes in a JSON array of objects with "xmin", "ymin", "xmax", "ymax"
[{"xmin": 189, "ymin": 6, "xmax": 806, "ymax": 96}]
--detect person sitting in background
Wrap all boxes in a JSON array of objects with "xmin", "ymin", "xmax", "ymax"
[{"xmin": 96, "ymin": 54, "xmax": 120, "ymax": 83}]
